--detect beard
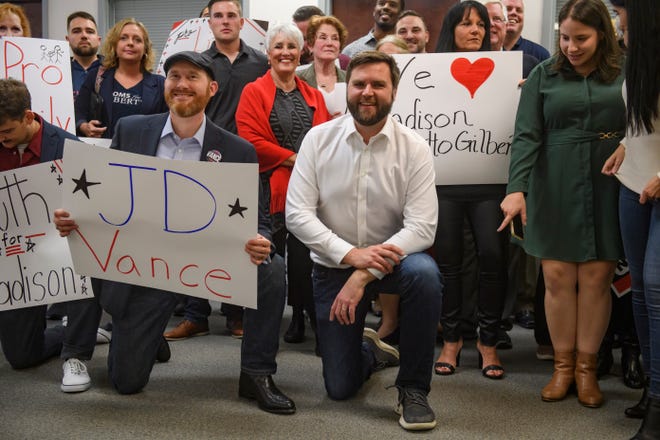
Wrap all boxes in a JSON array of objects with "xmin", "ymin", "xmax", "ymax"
[
  {"xmin": 166, "ymin": 90, "xmax": 210, "ymax": 118},
  {"xmin": 347, "ymin": 96, "xmax": 393, "ymax": 127},
  {"xmin": 72, "ymin": 45, "xmax": 98, "ymax": 57},
  {"xmin": 377, "ymin": 20, "xmax": 395, "ymax": 32}
]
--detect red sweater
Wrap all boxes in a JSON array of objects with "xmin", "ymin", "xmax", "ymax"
[{"xmin": 236, "ymin": 70, "xmax": 331, "ymax": 214}]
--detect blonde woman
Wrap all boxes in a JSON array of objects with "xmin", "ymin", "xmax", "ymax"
[{"xmin": 75, "ymin": 18, "xmax": 167, "ymax": 139}]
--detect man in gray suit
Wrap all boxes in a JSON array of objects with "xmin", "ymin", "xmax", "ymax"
[{"xmin": 54, "ymin": 52, "xmax": 294, "ymax": 413}]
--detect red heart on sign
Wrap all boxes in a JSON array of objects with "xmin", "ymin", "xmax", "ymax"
[{"xmin": 450, "ymin": 57, "xmax": 495, "ymax": 98}]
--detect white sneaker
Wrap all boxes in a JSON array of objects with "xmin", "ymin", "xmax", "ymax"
[
  {"xmin": 96, "ymin": 327, "xmax": 111, "ymax": 344},
  {"xmin": 61, "ymin": 358, "xmax": 91, "ymax": 393}
]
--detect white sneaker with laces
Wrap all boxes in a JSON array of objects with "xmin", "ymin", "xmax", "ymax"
[{"xmin": 61, "ymin": 358, "xmax": 91, "ymax": 393}]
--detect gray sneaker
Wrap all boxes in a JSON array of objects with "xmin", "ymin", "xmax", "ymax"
[
  {"xmin": 396, "ymin": 387, "xmax": 437, "ymax": 431},
  {"xmin": 363, "ymin": 327, "xmax": 399, "ymax": 371}
]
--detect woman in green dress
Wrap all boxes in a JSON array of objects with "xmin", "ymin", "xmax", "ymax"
[{"xmin": 499, "ymin": 0, "xmax": 624, "ymax": 408}]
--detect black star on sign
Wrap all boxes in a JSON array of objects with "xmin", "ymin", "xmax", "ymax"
[
  {"xmin": 228, "ymin": 198, "xmax": 248, "ymax": 218},
  {"xmin": 72, "ymin": 169, "xmax": 101, "ymax": 199}
]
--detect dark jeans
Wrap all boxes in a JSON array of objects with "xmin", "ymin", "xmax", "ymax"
[
  {"xmin": 182, "ymin": 297, "xmax": 243, "ymax": 326},
  {"xmin": 184, "ymin": 296, "xmax": 212, "ymax": 324},
  {"xmin": 434, "ymin": 188, "xmax": 508, "ymax": 346},
  {"xmin": 0, "ymin": 296, "xmax": 101, "ymax": 369},
  {"xmin": 619, "ymin": 186, "xmax": 660, "ymax": 398},
  {"xmin": 312, "ymin": 253, "xmax": 442, "ymax": 400},
  {"xmin": 241, "ymin": 254, "xmax": 286, "ymax": 374}
]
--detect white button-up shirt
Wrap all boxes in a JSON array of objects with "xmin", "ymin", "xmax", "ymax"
[{"xmin": 286, "ymin": 114, "xmax": 438, "ymax": 279}]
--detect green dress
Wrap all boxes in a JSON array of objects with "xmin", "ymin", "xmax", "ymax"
[{"xmin": 506, "ymin": 58, "xmax": 625, "ymax": 262}]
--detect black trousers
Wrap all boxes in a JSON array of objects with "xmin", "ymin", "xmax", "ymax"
[{"xmin": 434, "ymin": 186, "xmax": 508, "ymax": 346}]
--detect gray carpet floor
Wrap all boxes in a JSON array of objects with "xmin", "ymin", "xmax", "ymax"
[{"xmin": 0, "ymin": 308, "xmax": 643, "ymax": 439}]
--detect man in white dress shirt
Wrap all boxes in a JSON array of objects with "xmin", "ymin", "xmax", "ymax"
[{"xmin": 286, "ymin": 51, "xmax": 442, "ymax": 431}]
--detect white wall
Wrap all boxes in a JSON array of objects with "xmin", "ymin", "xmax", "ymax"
[
  {"xmin": 246, "ymin": 0, "xmax": 326, "ymax": 25},
  {"xmin": 524, "ymin": 1, "xmax": 543, "ymax": 45},
  {"xmin": 46, "ymin": 0, "xmax": 99, "ymax": 41}
]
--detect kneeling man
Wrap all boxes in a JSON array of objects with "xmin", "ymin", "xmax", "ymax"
[
  {"xmin": 286, "ymin": 51, "xmax": 442, "ymax": 431},
  {"xmin": 55, "ymin": 52, "xmax": 294, "ymax": 414}
]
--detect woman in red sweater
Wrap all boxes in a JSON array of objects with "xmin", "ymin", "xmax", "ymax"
[{"xmin": 236, "ymin": 23, "xmax": 331, "ymax": 350}]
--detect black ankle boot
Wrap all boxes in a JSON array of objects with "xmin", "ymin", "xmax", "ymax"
[
  {"xmin": 626, "ymin": 378, "xmax": 650, "ymax": 419},
  {"xmin": 622, "ymin": 342, "xmax": 645, "ymax": 389},
  {"xmin": 283, "ymin": 307, "xmax": 305, "ymax": 343},
  {"xmin": 631, "ymin": 397, "xmax": 660, "ymax": 440}
]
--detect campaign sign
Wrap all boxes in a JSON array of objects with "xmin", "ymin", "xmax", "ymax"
[
  {"xmin": 0, "ymin": 37, "xmax": 75, "ymax": 134},
  {"xmin": 156, "ymin": 17, "xmax": 266, "ymax": 75},
  {"xmin": 0, "ymin": 162, "xmax": 93, "ymax": 311},
  {"xmin": 391, "ymin": 51, "xmax": 522, "ymax": 185},
  {"xmin": 61, "ymin": 140, "xmax": 259, "ymax": 309}
]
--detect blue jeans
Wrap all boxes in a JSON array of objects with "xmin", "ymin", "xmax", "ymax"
[
  {"xmin": 619, "ymin": 185, "xmax": 660, "ymax": 398},
  {"xmin": 312, "ymin": 253, "xmax": 442, "ymax": 400},
  {"xmin": 184, "ymin": 297, "xmax": 212, "ymax": 325}
]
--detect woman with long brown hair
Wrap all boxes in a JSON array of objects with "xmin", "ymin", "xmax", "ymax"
[{"xmin": 501, "ymin": 0, "xmax": 625, "ymax": 407}]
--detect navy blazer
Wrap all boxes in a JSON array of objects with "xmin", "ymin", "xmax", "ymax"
[
  {"xmin": 39, "ymin": 118, "xmax": 79, "ymax": 162},
  {"xmin": 74, "ymin": 67, "xmax": 168, "ymax": 139},
  {"xmin": 100, "ymin": 113, "xmax": 271, "ymax": 317}
]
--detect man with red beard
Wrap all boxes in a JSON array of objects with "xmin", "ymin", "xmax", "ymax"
[
  {"xmin": 54, "ymin": 52, "xmax": 294, "ymax": 413},
  {"xmin": 341, "ymin": 0, "xmax": 404, "ymax": 58},
  {"xmin": 286, "ymin": 51, "xmax": 441, "ymax": 431}
]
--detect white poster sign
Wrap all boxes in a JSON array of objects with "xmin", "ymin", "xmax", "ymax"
[
  {"xmin": 61, "ymin": 141, "xmax": 259, "ymax": 309},
  {"xmin": 0, "ymin": 162, "xmax": 93, "ymax": 311},
  {"xmin": 0, "ymin": 37, "xmax": 75, "ymax": 134},
  {"xmin": 156, "ymin": 17, "xmax": 267, "ymax": 75},
  {"xmin": 391, "ymin": 51, "xmax": 522, "ymax": 185}
]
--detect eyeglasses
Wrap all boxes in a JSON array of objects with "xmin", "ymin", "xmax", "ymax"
[{"xmin": 491, "ymin": 16, "xmax": 507, "ymax": 24}]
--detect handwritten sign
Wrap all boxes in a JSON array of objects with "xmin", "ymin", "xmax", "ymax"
[
  {"xmin": 156, "ymin": 17, "xmax": 267, "ymax": 75},
  {"xmin": 61, "ymin": 140, "xmax": 259, "ymax": 308},
  {"xmin": 391, "ymin": 51, "xmax": 522, "ymax": 184},
  {"xmin": 0, "ymin": 37, "xmax": 75, "ymax": 134},
  {"xmin": 0, "ymin": 162, "xmax": 93, "ymax": 311}
]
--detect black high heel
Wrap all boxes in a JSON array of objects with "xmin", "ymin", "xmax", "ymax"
[
  {"xmin": 434, "ymin": 341, "xmax": 462, "ymax": 375},
  {"xmin": 477, "ymin": 341, "xmax": 505, "ymax": 380}
]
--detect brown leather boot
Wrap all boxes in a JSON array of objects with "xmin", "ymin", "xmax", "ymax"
[
  {"xmin": 575, "ymin": 352, "xmax": 603, "ymax": 408},
  {"xmin": 541, "ymin": 350, "xmax": 575, "ymax": 402}
]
